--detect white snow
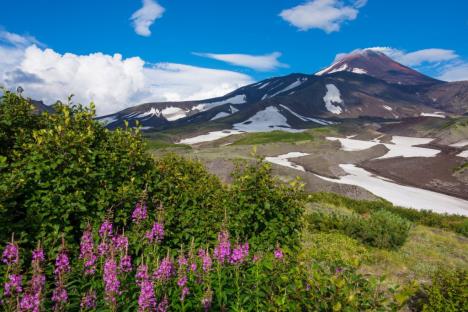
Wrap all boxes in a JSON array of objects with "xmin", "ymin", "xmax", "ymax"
[
  {"xmin": 233, "ymin": 106, "xmax": 302, "ymax": 132},
  {"xmin": 323, "ymin": 84, "xmax": 343, "ymax": 114},
  {"xmin": 351, "ymin": 68, "xmax": 367, "ymax": 74},
  {"xmin": 329, "ymin": 63, "xmax": 348, "ymax": 74},
  {"xmin": 138, "ymin": 107, "xmax": 161, "ymax": 119},
  {"xmin": 161, "ymin": 107, "xmax": 187, "ymax": 121},
  {"xmin": 314, "ymin": 164, "xmax": 468, "ymax": 216},
  {"xmin": 279, "ymin": 104, "xmax": 333, "ymax": 125},
  {"xmin": 268, "ymin": 78, "xmax": 306, "ymax": 98},
  {"xmin": 210, "ymin": 112, "xmax": 231, "ymax": 121},
  {"xmin": 326, "ymin": 136, "xmax": 440, "ymax": 159},
  {"xmin": 457, "ymin": 150, "xmax": 468, "ymax": 158},
  {"xmin": 421, "ymin": 112, "xmax": 445, "ymax": 118},
  {"xmin": 178, "ymin": 130, "xmax": 244, "ymax": 145},
  {"xmin": 450, "ymin": 140, "xmax": 468, "ymax": 148},
  {"xmin": 265, "ymin": 152, "xmax": 309, "ymax": 172},
  {"xmin": 258, "ymin": 81, "xmax": 271, "ymax": 89},
  {"xmin": 195, "ymin": 94, "xmax": 247, "ymax": 113},
  {"xmin": 261, "ymin": 94, "xmax": 268, "ymax": 100},
  {"xmin": 230, "ymin": 105, "xmax": 239, "ymax": 113},
  {"xmin": 383, "ymin": 105, "xmax": 392, "ymax": 111}
]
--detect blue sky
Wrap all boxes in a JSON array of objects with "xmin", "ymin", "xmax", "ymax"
[{"xmin": 1, "ymin": 0, "xmax": 467, "ymax": 115}]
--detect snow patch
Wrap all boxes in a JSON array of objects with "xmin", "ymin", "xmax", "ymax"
[
  {"xmin": 233, "ymin": 106, "xmax": 301, "ymax": 132},
  {"xmin": 420, "ymin": 112, "xmax": 445, "ymax": 118},
  {"xmin": 138, "ymin": 107, "xmax": 161, "ymax": 119},
  {"xmin": 258, "ymin": 81, "xmax": 271, "ymax": 89},
  {"xmin": 457, "ymin": 150, "xmax": 468, "ymax": 158},
  {"xmin": 383, "ymin": 105, "xmax": 392, "ymax": 111},
  {"xmin": 230, "ymin": 105, "xmax": 239, "ymax": 113},
  {"xmin": 279, "ymin": 104, "xmax": 333, "ymax": 125},
  {"xmin": 99, "ymin": 115, "xmax": 118, "ymax": 125},
  {"xmin": 210, "ymin": 112, "xmax": 231, "ymax": 121},
  {"xmin": 315, "ymin": 164, "xmax": 468, "ymax": 216},
  {"xmin": 178, "ymin": 130, "xmax": 243, "ymax": 145},
  {"xmin": 265, "ymin": 152, "xmax": 309, "ymax": 172},
  {"xmin": 351, "ymin": 68, "xmax": 367, "ymax": 74},
  {"xmin": 450, "ymin": 140, "xmax": 468, "ymax": 148},
  {"xmin": 161, "ymin": 107, "xmax": 187, "ymax": 121},
  {"xmin": 323, "ymin": 84, "xmax": 343, "ymax": 114}
]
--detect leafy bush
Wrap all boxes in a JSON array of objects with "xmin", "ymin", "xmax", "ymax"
[
  {"xmin": 409, "ymin": 269, "xmax": 468, "ymax": 312},
  {"xmin": 227, "ymin": 159, "xmax": 305, "ymax": 250},
  {"xmin": 0, "ymin": 93, "xmax": 154, "ymax": 247},
  {"xmin": 307, "ymin": 210, "xmax": 412, "ymax": 249},
  {"xmin": 309, "ymin": 192, "xmax": 468, "ymax": 237}
]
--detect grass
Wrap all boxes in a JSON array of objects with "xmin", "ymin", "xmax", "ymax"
[
  {"xmin": 144, "ymin": 138, "xmax": 191, "ymax": 150},
  {"xmin": 301, "ymin": 201, "xmax": 468, "ymax": 286},
  {"xmin": 232, "ymin": 131, "xmax": 314, "ymax": 145}
]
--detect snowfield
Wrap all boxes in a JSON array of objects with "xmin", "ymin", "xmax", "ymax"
[
  {"xmin": 233, "ymin": 106, "xmax": 302, "ymax": 132},
  {"xmin": 161, "ymin": 107, "xmax": 187, "ymax": 121},
  {"xmin": 210, "ymin": 112, "xmax": 231, "ymax": 121},
  {"xmin": 326, "ymin": 136, "xmax": 440, "ymax": 159},
  {"xmin": 323, "ymin": 84, "xmax": 343, "ymax": 114},
  {"xmin": 265, "ymin": 152, "xmax": 309, "ymax": 172},
  {"xmin": 450, "ymin": 140, "xmax": 468, "ymax": 148},
  {"xmin": 314, "ymin": 164, "xmax": 468, "ymax": 216},
  {"xmin": 420, "ymin": 112, "xmax": 446, "ymax": 118},
  {"xmin": 178, "ymin": 130, "xmax": 244, "ymax": 145}
]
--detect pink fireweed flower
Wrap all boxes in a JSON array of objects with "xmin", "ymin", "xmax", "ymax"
[
  {"xmin": 112, "ymin": 234, "xmax": 129, "ymax": 252},
  {"xmin": 180, "ymin": 287, "xmax": 190, "ymax": 302},
  {"xmin": 132, "ymin": 201, "xmax": 148, "ymax": 224},
  {"xmin": 4, "ymin": 274, "xmax": 22, "ymax": 297},
  {"xmin": 97, "ymin": 241, "xmax": 109, "ymax": 257},
  {"xmin": 213, "ymin": 230, "xmax": 231, "ymax": 263},
  {"xmin": 2, "ymin": 242, "xmax": 19, "ymax": 265},
  {"xmin": 157, "ymin": 295, "xmax": 169, "ymax": 312},
  {"xmin": 274, "ymin": 246, "xmax": 284, "ymax": 260},
  {"xmin": 99, "ymin": 219, "xmax": 113, "ymax": 238},
  {"xmin": 153, "ymin": 256, "xmax": 174, "ymax": 282},
  {"xmin": 136, "ymin": 264, "xmax": 156, "ymax": 311},
  {"xmin": 103, "ymin": 258, "xmax": 120, "ymax": 305},
  {"xmin": 201, "ymin": 290, "xmax": 213, "ymax": 311},
  {"xmin": 20, "ymin": 292, "xmax": 40, "ymax": 311},
  {"xmin": 230, "ymin": 242, "xmax": 249, "ymax": 264},
  {"xmin": 52, "ymin": 287, "xmax": 68, "ymax": 304},
  {"xmin": 54, "ymin": 251, "xmax": 70, "ymax": 275},
  {"xmin": 79, "ymin": 228, "xmax": 94, "ymax": 259},
  {"xmin": 189, "ymin": 262, "xmax": 197, "ymax": 273},
  {"xmin": 31, "ymin": 248, "xmax": 45, "ymax": 263},
  {"xmin": 145, "ymin": 222, "xmax": 164, "ymax": 243},
  {"xmin": 177, "ymin": 254, "xmax": 188, "ymax": 268},
  {"xmin": 31, "ymin": 274, "xmax": 45, "ymax": 294},
  {"xmin": 198, "ymin": 249, "xmax": 212, "ymax": 272},
  {"xmin": 119, "ymin": 255, "xmax": 132, "ymax": 273},
  {"xmin": 80, "ymin": 290, "xmax": 97, "ymax": 310}
]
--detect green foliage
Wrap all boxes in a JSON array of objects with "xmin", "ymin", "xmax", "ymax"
[
  {"xmin": 232, "ymin": 130, "xmax": 314, "ymax": 145},
  {"xmin": 309, "ymin": 192, "xmax": 468, "ymax": 237},
  {"xmin": 410, "ymin": 269, "xmax": 468, "ymax": 312},
  {"xmin": 227, "ymin": 159, "xmax": 305, "ymax": 250},
  {"xmin": 147, "ymin": 154, "xmax": 226, "ymax": 248},
  {"xmin": 0, "ymin": 93, "xmax": 155, "ymax": 247},
  {"xmin": 307, "ymin": 209, "xmax": 412, "ymax": 249},
  {"xmin": 144, "ymin": 138, "xmax": 191, "ymax": 150}
]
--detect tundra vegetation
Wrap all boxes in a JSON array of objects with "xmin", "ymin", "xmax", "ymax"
[{"xmin": 0, "ymin": 91, "xmax": 466, "ymax": 311}]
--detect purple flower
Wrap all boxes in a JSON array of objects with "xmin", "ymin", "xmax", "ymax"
[
  {"xmin": 189, "ymin": 262, "xmax": 197, "ymax": 273},
  {"xmin": 4, "ymin": 274, "xmax": 22, "ymax": 297},
  {"xmin": 31, "ymin": 248, "xmax": 44, "ymax": 263},
  {"xmin": 31, "ymin": 274, "xmax": 45, "ymax": 293},
  {"xmin": 230, "ymin": 242, "xmax": 249, "ymax": 264},
  {"xmin": 99, "ymin": 220, "xmax": 113, "ymax": 238},
  {"xmin": 84, "ymin": 254, "xmax": 97, "ymax": 275},
  {"xmin": 177, "ymin": 275, "xmax": 187, "ymax": 288},
  {"xmin": 177, "ymin": 254, "xmax": 188, "ymax": 268},
  {"xmin": 120, "ymin": 255, "xmax": 132, "ymax": 273},
  {"xmin": 112, "ymin": 234, "xmax": 129, "ymax": 252},
  {"xmin": 157, "ymin": 295, "xmax": 169, "ymax": 312},
  {"xmin": 97, "ymin": 242, "xmax": 108, "ymax": 257},
  {"xmin": 80, "ymin": 291, "xmax": 97, "ymax": 310},
  {"xmin": 80, "ymin": 228, "xmax": 94, "ymax": 259},
  {"xmin": 52, "ymin": 287, "xmax": 68, "ymax": 304},
  {"xmin": 54, "ymin": 251, "xmax": 70, "ymax": 275},
  {"xmin": 274, "ymin": 246, "xmax": 284, "ymax": 260},
  {"xmin": 201, "ymin": 290, "xmax": 213, "ymax": 311},
  {"xmin": 2, "ymin": 242, "xmax": 19, "ymax": 265},
  {"xmin": 132, "ymin": 201, "xmax": 148, "ymax": 224},
  {"xmin": 136, "ymin": 264, "xmax": 156, "ymax": 311},
  {"xmin": 213, "ymin": 230, "xmax": 231, "ymax": 263},
  {"xmin": 20, "ymin": 292, "xmax": 40, "ymax": 311},
  {"xmin": 153, "ymin": 257, "xmax": 174, "ymax": 282},
  {"xmin": 103, "ymin": 258, "xmax": 120, "ymax": 305},
  {"xmin": 198, "ymin": 249, "xmax": 212, "ymax": 272},
  {"xmin": 145, "ymin": 222, "xmax": 164, "ymax": 243},
  {"xmin": 180, "ymin": 287, "xmax": 190, "ymax": 302}
]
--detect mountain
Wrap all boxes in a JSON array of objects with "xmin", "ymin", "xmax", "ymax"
[
  {"xmin": 315, "ymin": 49, "xmax": 440, "ymax": 86},
  {"xmin": 98, "ymin": 51, "xmax": 468, "ymax": 133}
]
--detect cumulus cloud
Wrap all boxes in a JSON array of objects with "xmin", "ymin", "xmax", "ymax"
[
  {"xmin": 130, "ymin": 0, "xmax": 165, "ymax": 37},
  {"xmin": 0, "ymin": 32, "xmax": 254, "ymax": 116},
  {"xmin": 279, "ymin": 0, "xmax": 366, "ymax": 33},
  {"xmin": 437, "ymin": 62, "xmax": 468, "ymax": 82},
  {"xmin": 193, "ymin": 52, "xmax": 287, "ymax": 71}
]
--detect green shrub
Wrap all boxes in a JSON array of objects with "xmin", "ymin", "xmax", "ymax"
[
  {"xmin": 227, "ymin": 159, "xmax": 305, "ymax": 251},
  {"xmin": 309, "ymin": 192, "xmax": 468, "ymax": 237},
  {"xmin": 410, "ymin": 269, "xmax": 468, "ymax": 312},
  {"xmin": 307, "ymin": 210, "xmax": 412, "ymax": 249}
]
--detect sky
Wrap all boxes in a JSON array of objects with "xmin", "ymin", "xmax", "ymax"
[{"xmin": 0, "ymin": 0, "xmax": 467, "ymax": 115}]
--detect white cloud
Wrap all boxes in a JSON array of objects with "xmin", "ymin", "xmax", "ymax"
[
  {"xmin": 279, "ymin": 0, "xmax": 366, "ymax": 33},
  {"xmin": 193, "ymin": 52, "xmax": 287, "ymax": 71},
  {"xmin": 437, "ymin": 63, "xmax": 468, "ymax": 81},
  {"xmin": 130, "ymin": 0, "xmax": 165, "ymax": 37},
  {"xmin": 0, "ymin": 32, "xmax": 254, "ymax": 116}
]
